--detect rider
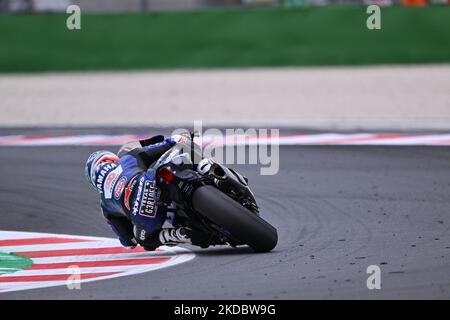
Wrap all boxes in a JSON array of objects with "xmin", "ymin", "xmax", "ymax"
[{"xmin": 85, "ymin": 134, "xmax": 212, "ymax": 251}]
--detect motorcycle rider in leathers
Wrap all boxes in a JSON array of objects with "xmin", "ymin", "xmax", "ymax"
[{"xmin": 85, "ymin": 134, "xmax": 212, "ymax": 251}]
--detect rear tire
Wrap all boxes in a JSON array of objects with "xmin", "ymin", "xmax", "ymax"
[{"xmin": 192, "ymin": 185, "xmax": 278, "ymax": 252}]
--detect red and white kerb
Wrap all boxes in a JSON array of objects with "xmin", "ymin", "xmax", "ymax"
[{"xmin": 0, "ymin": 231, "xmax": 194, "ymax": 293}]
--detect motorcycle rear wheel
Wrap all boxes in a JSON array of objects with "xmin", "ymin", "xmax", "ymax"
[{"xmin": 192, "ymin": 185, "xmax": 278, "ymax": 252}]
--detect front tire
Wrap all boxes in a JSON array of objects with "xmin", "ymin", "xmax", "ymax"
[{"xmin": 192, "ymin": 185, "xmax": 278, "ymax": 252}]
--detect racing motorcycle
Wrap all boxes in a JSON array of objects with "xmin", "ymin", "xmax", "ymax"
[{"xmin": 151, "ymin": 134, "xmax": 278, "ymax": 252}]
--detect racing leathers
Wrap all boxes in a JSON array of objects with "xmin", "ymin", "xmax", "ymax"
[{"xmin": 98, "ymin": 135, "xmax": 190, "ymax": 251}]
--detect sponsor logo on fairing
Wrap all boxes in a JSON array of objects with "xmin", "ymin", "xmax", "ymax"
[
  {"xmin": 114, "ymin": 177, "xmax": 127, "ymax": 200},
  {"xmin": 103, "ymin": 166, "xmax": 123, "ymax": 199},
  {"xmin": 132, "ymin": 176, "xmax": 145, "ymax": 216},
  {"xmin": 131, "ymin": 177, "xmax": 158, "ymax": 218},
  {"xmin": 95, "ymin": 163, "xmax": 117, "ymax": 193},
  {"xmin": 124, "ymin": 177, "xmax": 137, "ymax": 210},
  {"xmin": 140, "ymin": 181, "xmax": 157, "ymax": 218}
]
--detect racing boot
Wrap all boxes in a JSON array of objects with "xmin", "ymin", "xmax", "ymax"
[
  {"xmin": 158, "ymin": 227, "xmax": 191, "ymax": 246},
  {"xmin": 158, "ymin": 227, "xmax": 211, "ymax": 248}
]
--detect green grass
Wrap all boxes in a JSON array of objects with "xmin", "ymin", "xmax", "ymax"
[{"xmin": 1, "ymin": 6, "xmax": 449, "ymax": 72}]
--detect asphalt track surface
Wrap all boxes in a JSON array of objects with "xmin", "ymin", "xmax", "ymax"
[{"xmin": 1, "ymin": 132, "xmax": 450, "ymax": 299}]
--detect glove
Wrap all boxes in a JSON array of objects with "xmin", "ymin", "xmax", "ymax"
[
  {"xmin": 139, "ymin": 135, "xmax": 165, "ymax": 147},
  {"xmin": 141, "ymin": 236, "xmax": 162, "ymax": 251},
  {"xmin": 106, "ymin": 215, "xmax": 137, "ymax": 249},
  {"xmin": 133, "ymin": 225, "xmax": 162, "ymax": 251}
]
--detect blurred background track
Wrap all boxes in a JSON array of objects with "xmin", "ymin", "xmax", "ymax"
[
  {"xmin": 1, "ymin": 1, "xmax": 450, "ymax": 299},
  {"xmin": 0, "ymin": 6, "xmax": 449, "ymax": 72}
]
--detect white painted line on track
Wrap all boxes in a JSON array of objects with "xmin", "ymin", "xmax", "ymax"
[{"xmin": 1, "ymin": 133, "xmax": 450, "ymax": 146}]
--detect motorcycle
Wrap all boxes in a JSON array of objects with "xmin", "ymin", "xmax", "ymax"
[{"xmin": 150, "ymin": 133, "xmax": 278, "ymax": 252}]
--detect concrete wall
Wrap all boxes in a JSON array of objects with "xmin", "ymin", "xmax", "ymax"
[{"xmin": 1, "ymin": 65, "xmax": 449, "ymax": 130}]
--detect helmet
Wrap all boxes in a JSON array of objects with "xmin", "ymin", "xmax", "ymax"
[{"xmin": 85, "ymin": 150, "xmax": 119, "ymax": 188}]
